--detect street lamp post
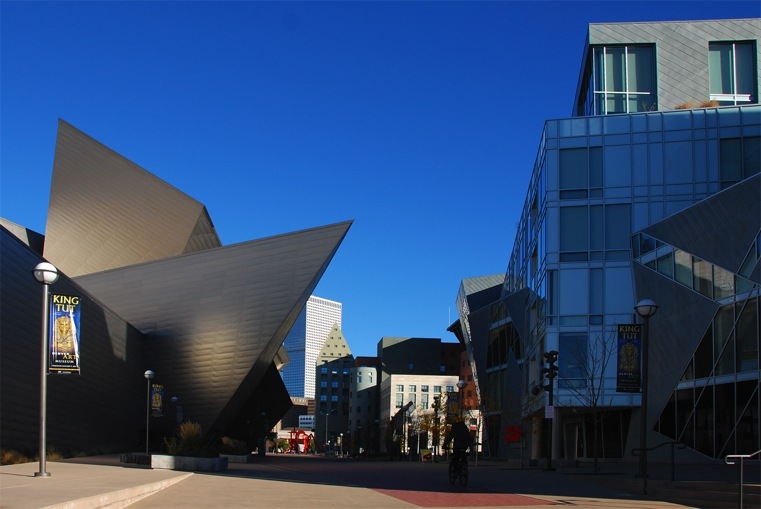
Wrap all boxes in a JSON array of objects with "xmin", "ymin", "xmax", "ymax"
[
  {"xmin": 457, "ymin": 379, "xmax": 467, "ymax": 420},
  {"xmin": 433, "ymin": 395, "xmax": 440, "ymax": 462},
  {"xmin": 144, "ymin": 370, "xmax": 154, "ymax": 454},
  {"xmin": 339, "ymin": 432, "xmax": 343, "ymax": 457},
  {"xmin": 635, "ymin": 298, "xmax": 658, "ymax": 495},
  {"xmin": 33, "ymin": 262, "xmax": 59, "ymax": 478}
]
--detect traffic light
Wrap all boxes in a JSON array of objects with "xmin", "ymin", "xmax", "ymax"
[{"xmin": 543, "ymin": 350, "xmax": 558, "ymax": 382}]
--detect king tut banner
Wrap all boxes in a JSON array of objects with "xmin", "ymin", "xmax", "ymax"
[
  {"xmin": 49, "ymin": 294, "xmax": 81, "ymax": 375},
  {"xmin": 616, "ymin": 324, "xmax": 642, "ymax": 393},
  {"xmin": 151, "ymin": 384, "xmax": 164, "ymax": 418}
]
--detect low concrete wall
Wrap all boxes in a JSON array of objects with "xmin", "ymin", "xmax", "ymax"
[
  {"xmin": 151, "ymin": 454, "xmax": 228, "ymax": 472},
  {"xmin": 220, "ymin": 453, "xmax": 253, "ymax": 463}
]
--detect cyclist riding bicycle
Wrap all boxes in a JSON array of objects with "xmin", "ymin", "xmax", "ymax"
[{"xmin": 443, "ymin": 420, "xmax": 471, "ymax": 466}]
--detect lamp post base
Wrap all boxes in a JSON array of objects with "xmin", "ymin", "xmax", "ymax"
[{"xmin": 34, "ymin": 472, "xmax": 51, "ymax": 477}]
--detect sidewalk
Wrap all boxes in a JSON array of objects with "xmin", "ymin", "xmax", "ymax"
[{"xmin": 0, "ymin": 454, "xmax": 756, "ymax": 509}]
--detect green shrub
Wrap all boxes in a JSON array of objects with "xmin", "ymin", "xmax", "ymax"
[
  {"xmin": 219, "ymin": 436, "xmax": 250, "ymax": 455},
  {"xmin": 163, "ymin": 421, "xmax": 218, "ymax": 457}
]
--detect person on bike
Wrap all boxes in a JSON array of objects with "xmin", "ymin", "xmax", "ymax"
[{"xmin": 443, "ymin": 419, "xmax": 471, "ymax": 464}]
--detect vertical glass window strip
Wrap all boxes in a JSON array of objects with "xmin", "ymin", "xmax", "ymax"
[
  {"xmin": 720, "ymin": 138, "xmax": 743, "ymax": 187},
  {"xmin": 693, "ymin": 257, "xmax": 714, "ymax": 298},
  {"xmin": 714, "ymin": 305, "xmax": 735, "ymax": 376},
  {"xmin": 675, "ymin": 249, "xmax": 692, "ymax": 287},
  {"xmin": 605, "ymin": 204, "xmax": 631, "ymax": 251},
  {"xmin": 713, "ymin": 265, "xmax": 735, "ymax": 300},
  {"xmin": 628, "ymin": 46, "xmax": 656, "ymax": 111},
  {"xmin": 589, "ymin": 147, "xmax": 603, "ymax": 187},
  {"xmin": 605, "ymin": 47, "xmax": 627, "ymax": 113},
  {"xmin": 735, "ymin": 298, "xmax": 758, "ymax": 373},
  {"xmin": 590, "ymin": 205, "xmax": 604, "ymax": 251}
]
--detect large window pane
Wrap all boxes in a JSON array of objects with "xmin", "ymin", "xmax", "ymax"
[
  {"xmin": 628, "ymin": 46, "xmax": 654, "ymax": 92},
  {"xmin": 720, "ymin": 138, "xmax": 743, "ymax": 184},
  {"xmin": 560, "ymin": 206, "xmax": 588, "ymax": 252},
  {"xmin": 735, "ymin": 42, "xmax": 755, "ymax": 99},
  {"xmin": 605, "ymin": 204, "xmax": 631, "ymax": 250},
  {"xmin": 709, "ymin": 44, "xmax": 734, "ymax": 96},
  {"xmin": 559, "ymin": 333, "xmax": 588, "ymax": 388},
  {"xmin": 560, "ymin": 148, "xmax": 588, "ymax": 189}
]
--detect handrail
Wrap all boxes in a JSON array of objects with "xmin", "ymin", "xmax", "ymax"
[
  {"xmin": 724, "ymin": 449, "xmax": 761, "ymax": 509},
  {"xmin": 631, "ymin": 441, "xmax": 686, "ymax": 481},
  {"xmin": 725, "ymin": 449, "xmax": 761, "ymax": 464}
]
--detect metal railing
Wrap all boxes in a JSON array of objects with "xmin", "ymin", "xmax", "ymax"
[
  {"xmin": 632, "ymin": 440, "xmax": 686, "ymax": 482},
  {"xmin": 725, "ymin": 449, "xmax": 761, "ymax": 509}
]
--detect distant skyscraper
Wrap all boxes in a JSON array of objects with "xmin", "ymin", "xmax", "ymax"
[{"xmin": 280, "ymin": 296, "xmax": 342, "ymax": 398}]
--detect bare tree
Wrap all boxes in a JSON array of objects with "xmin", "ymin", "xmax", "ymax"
[{"xmin": 561, "ymin": 328, "xmax": 617, "ymax": 473}]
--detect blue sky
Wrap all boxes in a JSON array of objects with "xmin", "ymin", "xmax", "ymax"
[{"xmin": 2, "ymin": 1, "xmax": 759, "ymax": 357}]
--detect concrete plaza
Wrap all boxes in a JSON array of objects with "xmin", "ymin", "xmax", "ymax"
[{"xmin": 0, "ymin": 453, "xmax": 757, "ymax": 509}]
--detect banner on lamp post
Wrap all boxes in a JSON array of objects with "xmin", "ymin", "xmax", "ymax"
[
  {"xmin": 49, "ymin": 294, "xmax": 81, "ymax": 375},
  {"xmin": 616, "ymin": 324, "xmax": 642, "ymax": 393},
  {"xmin": 151, "ymin": 384, "xmax": 164, "ymax": 417}
]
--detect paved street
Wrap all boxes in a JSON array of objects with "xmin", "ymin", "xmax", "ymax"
[{"xmin": 1, "ymin": 453, "xmax": 756, "ymax": 509}]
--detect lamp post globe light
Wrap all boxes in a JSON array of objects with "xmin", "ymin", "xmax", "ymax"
[
  {"xmin": 144, "ymin": 370, "xmax": 155, "ymax": 455},
  {"xmin": 634, "ymin": 298, "xmax": 658, "ymax": 495},
  {"xmin": 32, "ymin": 262, "xmax": 59, "ymax": 477}
]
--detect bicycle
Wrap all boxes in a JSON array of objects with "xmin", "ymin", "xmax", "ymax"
[{"xmin": 447, "ymin": 447, "xmax": 469, "ymax": 487}]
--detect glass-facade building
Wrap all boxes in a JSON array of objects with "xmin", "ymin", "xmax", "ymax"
[
  {"xmin": 280, "ymin": 295, "xmax": 342, "ymax": 399},
  {"xmin": 457, "ymin": 19, "xmax": 760, "ymax": 464}
]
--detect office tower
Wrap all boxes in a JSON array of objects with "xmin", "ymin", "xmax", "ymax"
[{"xmin": 281, "ymin": 296, "xmax": 342, "ymax": 398}]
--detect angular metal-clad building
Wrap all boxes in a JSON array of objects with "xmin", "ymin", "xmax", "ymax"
[{"xmin": 0, "ymin": 120, "xmax": 352, "ymax": 454}]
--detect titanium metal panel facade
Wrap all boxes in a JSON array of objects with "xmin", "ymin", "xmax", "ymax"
[
  {"xmin": 0, "ymin": 121, "xmax": 352, "ymax": 454},
  {"xmin": 0, "ymin": 227, "xmax": 147, "ymax": 452},
  {"xmin": 75, "ymin": 221, "xmax": 351, "ymax": 435},
  {"xmin": 44, "ymin": 120, "xmax": 221, "ymax": 277}
]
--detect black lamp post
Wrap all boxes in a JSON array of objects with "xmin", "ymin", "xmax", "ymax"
[
  {"xmin": 144, "ymin": 370, "xmax": 154, "ymax": 454},
  {"xmin": 635, "ymin": 298, "xmax": 658, "ymax": 495},
  {"xmin": 433, "ymin": 395, "xmax": 440, "ymax": 462},
  {"xmin": 33, "ymin": 262, "xmax": 59, "ymax": 477}
]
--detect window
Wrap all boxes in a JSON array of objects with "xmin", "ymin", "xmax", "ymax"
[
  {"xmin": 396, "ymin": 384, "xmax": 404, "ymax": 392},
  {"xmin": 320, "ymin": 381, "xmax": 327, "ymax": 388},
  {"xmin": 421, "ymin": 394, "xmax": 429, "ymax": 409},
  {"xmin": 395, "ymin": 393, "xmax": 403, "ymax": 408},
  {"xmin": 357, "ymin": 373, "xmax": 362, "ymax": 384},
  {"xmin": 434, "ymin": 386, "xmax": 442, "ymax": 393},
  {"xmin": 421, "ymin": 385, "xmax": 429, "ymax": 392},
  {"xmin": 709, "ymin": 41, "xmax": 757, "ymax": 105},
  {"xmin": 559, "ymin": 147, "xmax": 603, "ymax": 199},
  {"xmin": 320, "ymin": 367, "xmax": 328, "ymax": 374},
  {"xmin": 408, "ymin": 393, "xmax": 416, "ymax": 406},
  {"xmin": 558, "ymin": 333, "xmax": 588, "ymax": 389},
  {"xmin": 446, "ymin": 385, "xmax": 454, "ymax": 393},
  {"xmin": 560, "ymin": 204, "xmax": 631, "ymax": 261},
  {"xmin": 580, "ymin": 44, "xmax": 656, "ymax": 115},
  {"xmin": 408, "ymin": 385, "xmax": 416, "ymax": 392},
  {"xmin": 720, "ymin": 137, "xmax": 761, "ymax": 188},
  {"xmin": 331, "ymin": 381, "xmax": 338, "ymax": 388}
]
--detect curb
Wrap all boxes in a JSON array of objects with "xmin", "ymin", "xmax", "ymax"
[{"xmin": 40, "ymin": 472, "xmax": 194, "ymax": 509}]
